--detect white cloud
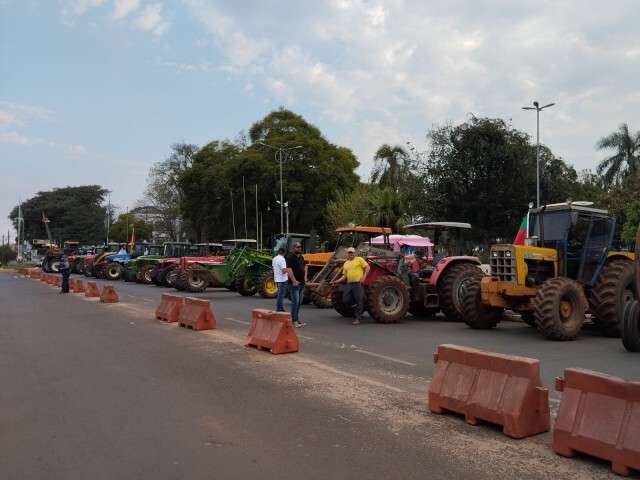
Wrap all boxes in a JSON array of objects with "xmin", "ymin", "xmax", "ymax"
[
  {"xmin": 135, "ymin": 3, "xmax": 170, "ymax": 36},
  {"xmin": 112, "ymin": 0, "xmax": 141, "ymax": 19}
]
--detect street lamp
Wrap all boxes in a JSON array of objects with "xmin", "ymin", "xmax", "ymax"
[
  {"xmin": 257, "ymin": 142, "xmax": 302, "ymax": 234},
  {"xmin": 522, "ymin": 101, "xmax": 555, "ymax": 207}
]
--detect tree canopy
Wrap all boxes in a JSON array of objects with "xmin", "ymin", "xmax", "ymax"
[
  {"xmin": 179, "ymin": 108, "xmax": 361, "ymax": 242},
  {"xmin": 596, "ymin": 123, "xmax": 640, "ymax": 188},
  {"xmin": 9, "ymin": 186, "xmax": 109, "ymax": 244}
]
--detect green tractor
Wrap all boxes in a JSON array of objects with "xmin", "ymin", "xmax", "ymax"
[
  {"xmin": 122, "ymin": 242, "xmax": 191, "ymax": 284},
  {"xmin": 178, "ymin": 245, "xmax": 275, "ymax": 295}
]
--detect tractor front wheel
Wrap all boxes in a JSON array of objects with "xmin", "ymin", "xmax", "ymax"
[
  {"xmin": 102, "ymin": 262, "xmax": 122, "ymax": 281},
  {"xmin": 181, "ymin": 267, "xmax": 207, "ymax": 293},
  {"xmin": 257, "ymin": 270, "xmax": 278, "ymax": 299},
  {"xmin": 533, "ymin": 277, "xmax": 584, "ymax": 341},
  {"xmin": 235, "ymin": 278, "xmax": 257, "ymax": 296},
  {"xmin": 331, "ymin": 290, "xmax": 356, "ymax": 318},
  {"xmin": 460, "ymin": 276, "xmax": 503, "ymax": 329},
  {"xmin": 365, "ymin": 276, "xmax": 409, "ymax": 324},
  {"xmin": 139, "ymin": 265, "xmax": 155, "ymax": 284}
]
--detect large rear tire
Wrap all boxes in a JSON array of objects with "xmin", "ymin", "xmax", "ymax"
[
  {"xmin": 589, "ymin": 260, "xmax": 635, "ymax": 337},
  {"xmin": 621, "ymin": 300, "xmax": 640, "ymax": 352},
  {"xmin": 438, "ymin": 263, "xmax": 484, "ymax": 322},
  {"xmin": 49, "ymin": 258, "xmax": 61, "ymax": 273},
  {"xmin": 257, "ymin": 270, "xmax": 278, "ymax": 299},
  {"xmin": 365, "ymin": 276, "xmax": 409, "ymax": 324},
  {"xmin": 102, "ymin": 262, "xmax": 122, "ymax": 281},
  {"xmin": 181, "ymin": 268, "xmax": 208, "ymax": 293},
  {"xmin": 139, "ymin": 265, "xmax": 155, "ymax": 285},
  {"xmin": 533, "ymin": 277, "xmax": 584, "ymax": 341},
  {"xmin": 460, "ymin": 276, "xmax": 503, "ymax": 329}
]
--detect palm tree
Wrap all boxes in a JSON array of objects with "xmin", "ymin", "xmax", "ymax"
[
  {"xmin": 595, "ymin": 123, "xmax": 640, "ymax": 187},
  {"xmin": 371, "ymin": 144, "xmax": 413, "ymax": 191}
]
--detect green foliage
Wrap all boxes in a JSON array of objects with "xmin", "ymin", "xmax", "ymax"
[
  {"xmin": 599, "ymin": 172, "xmax": 640, "ymax": 244},
  {"xmin": 179, "ymin": 108, "xmax": 361, "ymax": 241},
  {"xmin": 9, "ymin": 186, "xmax": 109, "ymax": 244},
  {"xmin": 420, "ymin": 117, "xmax": 583, "ymax": 256},
  {"xmin": 0, "ymin": 245, "xmax": 15, "ymax": 265},
  {"xmin": 108, "ymin": 213, "xmax": 154, "ymax": 243},
  {"xmin": 595, "ymin": 123, "xmax": 640, "ymax": 188}
]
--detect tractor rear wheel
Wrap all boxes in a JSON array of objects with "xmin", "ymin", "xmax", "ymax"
[
  {"xmin": 365, "ymin": 276, "xmax": 409, "ymax": 324},
  {"xmin": 331, "ymin": 290, "xmax": 356, "ymax": 318},
  {"xmin": 621, "ymin": 300, "xmax": 640, "ymax": 352},
  {"xmin": 139, "ymin": 265, "xmax": 155, "ymax": 284},
  {"xmin": 460, "ymin": 276, "xmax": 503, "ymax": 329},
  {"xmin": 439, "ymin": 263, "xmax": 484, "ymax": 322},
  {"xmin": 181, "ymin": 267, "xmax": 208, "ymax": 293},
  {"xmin": 102, "ymin": 262, "xmax": 122, "ymax": 281},
  {"xmin": 533, "ymin": 277, "xmax": 584, "ymax": 341},
  {"xmin": 588, "ymin": 260, "xmax": 635, "ymax": 337},
  {"xmin": 235, "ymin": 278, "xmax": 257, "ymax": 296},
  {"xmin": 257, "ymin": 270, "xmax": 278, "ymax": 299}
]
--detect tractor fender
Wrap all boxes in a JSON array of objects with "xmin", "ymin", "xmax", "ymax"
[{"xmin": 429, "ymin": 256, "xmax": 481, "ymax": 285}]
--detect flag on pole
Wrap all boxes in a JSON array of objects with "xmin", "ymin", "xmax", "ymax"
[
  {"xmin": 514, "ymin": 216, "xmax": 527, "ymax": 245},
  {"xmin": 42, "ymin": 212, "xmax": 50, "ymax": 223},
  {"xmin": 129, "ymin": 227, "xmax": 136, "ymax": 249}
]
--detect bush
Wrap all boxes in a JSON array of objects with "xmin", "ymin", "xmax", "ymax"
[{"xmin": 0, "ymin": 245, "xmax": 16, "ymax": 265}]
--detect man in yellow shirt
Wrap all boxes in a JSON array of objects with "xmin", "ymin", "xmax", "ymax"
[{"xmin": 331, "ymin": 247, "xmax": 370, "ymax": 325}]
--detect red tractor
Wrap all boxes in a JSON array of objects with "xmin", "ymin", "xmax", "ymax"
[{"xmin": 319, "ymin": 222, "xmax": 484, "ymax": 324}]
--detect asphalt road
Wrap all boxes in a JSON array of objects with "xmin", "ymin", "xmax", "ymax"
[{"xmin": 1, "ymin": 270, "xmax": 638, "ymax": 479}]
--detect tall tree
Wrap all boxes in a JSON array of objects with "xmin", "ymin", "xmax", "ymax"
[
  {"xmin": 9, "ymin": 186, "xmax": 109, "ymax": 244},
  {"xmin": 421, "ymin": 117, "xmax": 580, "ymax": 258},
  {"xmin": 179, "ymin": 108, "xmax": 361, "ymax": 242},
  {"xmin": 371, "ymin": 144, "xmax": 412, "ymax": 190},
  {"xmin": 141, "ymin": 142, "xmax": 199, "ymax": 241},
  {"xmin": 595, "ymin": 123, "xmax": 640, "ymax": 188}
]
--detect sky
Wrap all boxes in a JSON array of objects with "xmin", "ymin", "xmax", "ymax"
[{"xmin": 1, "ymin": 0, "xmax": 639, "ymax": 243}]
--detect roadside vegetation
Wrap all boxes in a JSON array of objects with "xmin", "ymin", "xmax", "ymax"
[{"xmin": 7, "ymin": 109, "xmax": 640, "ymax": 258}]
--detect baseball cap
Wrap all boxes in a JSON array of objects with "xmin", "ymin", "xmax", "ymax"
[{"xmin": 347, "ymin": 247, "xmax": 356, "ymax": 253}]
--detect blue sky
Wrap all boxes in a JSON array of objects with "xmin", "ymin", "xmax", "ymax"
[{"xmin": 1, "ymin": 0, "xmax": 639, "ymax": 242}]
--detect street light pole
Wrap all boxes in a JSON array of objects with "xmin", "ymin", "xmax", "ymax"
[
  {"xmin": 257, "ymin": 142, "xmax": 302, "ymax": 234},
  {"xmin": 522, "ymin": 101, "xmax": 555, "ymax": 207}
]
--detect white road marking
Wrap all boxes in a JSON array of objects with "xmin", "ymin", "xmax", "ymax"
[
  {"xmin": 142, "ymin": 298, "xmax": 153, "ymax": 302},
  {"xmin": 355, "ymin": 349, "xmax": 417, "ymax": 366},
  {"xmin": 226, "ymin": 317, "xmax": 250, "ymax": 325}
]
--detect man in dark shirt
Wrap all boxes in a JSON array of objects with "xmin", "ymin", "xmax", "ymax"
[{"xmin": 285, "ymin": 242, "xmax": 308, "ymax": 327}]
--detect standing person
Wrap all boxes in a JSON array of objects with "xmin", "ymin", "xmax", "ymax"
[
  {"xmin": 331, "ymin": 247, "xmax": 370, "ymax": 325},
  {"xmin": 59, "ymin": 255, "xmax": 71, "ymax": 293},
  {"xmin": 272, "ymin": 247, "xmax": 288, "ymax": 312},
  {"xmin": 285, "ymin": 242, "xmax": 308, "ymax": 328}
]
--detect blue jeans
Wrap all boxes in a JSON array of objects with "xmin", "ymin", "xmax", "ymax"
[
  {"xmin": 289, "ymin": 284, "xmax": 305, "ymax": 322},
  {"xmin": 276, "ymin": 281, "xmax": 287, "ymax": 312}
]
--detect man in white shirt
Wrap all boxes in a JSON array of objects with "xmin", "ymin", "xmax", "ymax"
[{"xmin": 272, "ymin": 247, "xmax": 288, "ymax": 312}]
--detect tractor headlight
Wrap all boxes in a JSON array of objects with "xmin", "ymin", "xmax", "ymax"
[
  {"xmin": 505, "ymin": 251, "xmax": 512, "ymax": 258},
  {"xmin": 491, "ymin": 251, "xmax": 498, "ymax": 258}
]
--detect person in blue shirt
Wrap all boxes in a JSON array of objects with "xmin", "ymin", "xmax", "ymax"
[{"xmin": 59, "ymin": 256, "xmax": 71, "ymax": 293}]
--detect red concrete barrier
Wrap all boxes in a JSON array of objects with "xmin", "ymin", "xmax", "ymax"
[
  {"xmin": 54, "ymin": 276, "xmax": 62, "ymax": 287},
  {"xmin": 69, "ymin": 278, "xmax": 76, "ymax": 290},
  {"xmin": 155, "ymin": 294, "xmax": 184, "ymax": 323},
  {"xmin": 73, "ymin": 279, "xmax": 85, "ymax": 293},
  {"xmin": 46, "ymin": 274, "xmax": 55, "ymax": 285},
  {"xmin": 245, "ymin": 309, "xmax": 299, "ymax": 355},
  {"xmin": 178, "ymin": 297, "xmax": 216, "ymax": 330},
  {"xmin": 85, "ymin": 281, "xmax": 100, "ymax": 298},
  {"xmin": 428, "ymin": 344, "xmax": 550, "ymax": 439},
  {"xmin": 554, "ymin": 368, "xmax": 640, "ymax": 476},
  {"xmin": 100, "ymin": 284, "xmax": 119, "ymax": 303}
]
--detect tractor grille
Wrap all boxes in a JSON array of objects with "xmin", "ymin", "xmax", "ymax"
[{"xmin": 490, "ymin": 247, "xmax": 517, "ymax": 284}]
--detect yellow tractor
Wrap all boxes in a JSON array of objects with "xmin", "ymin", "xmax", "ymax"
[{"xmin": 461, "ymin": 201, "xmax": 635, "ymax": 340}]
